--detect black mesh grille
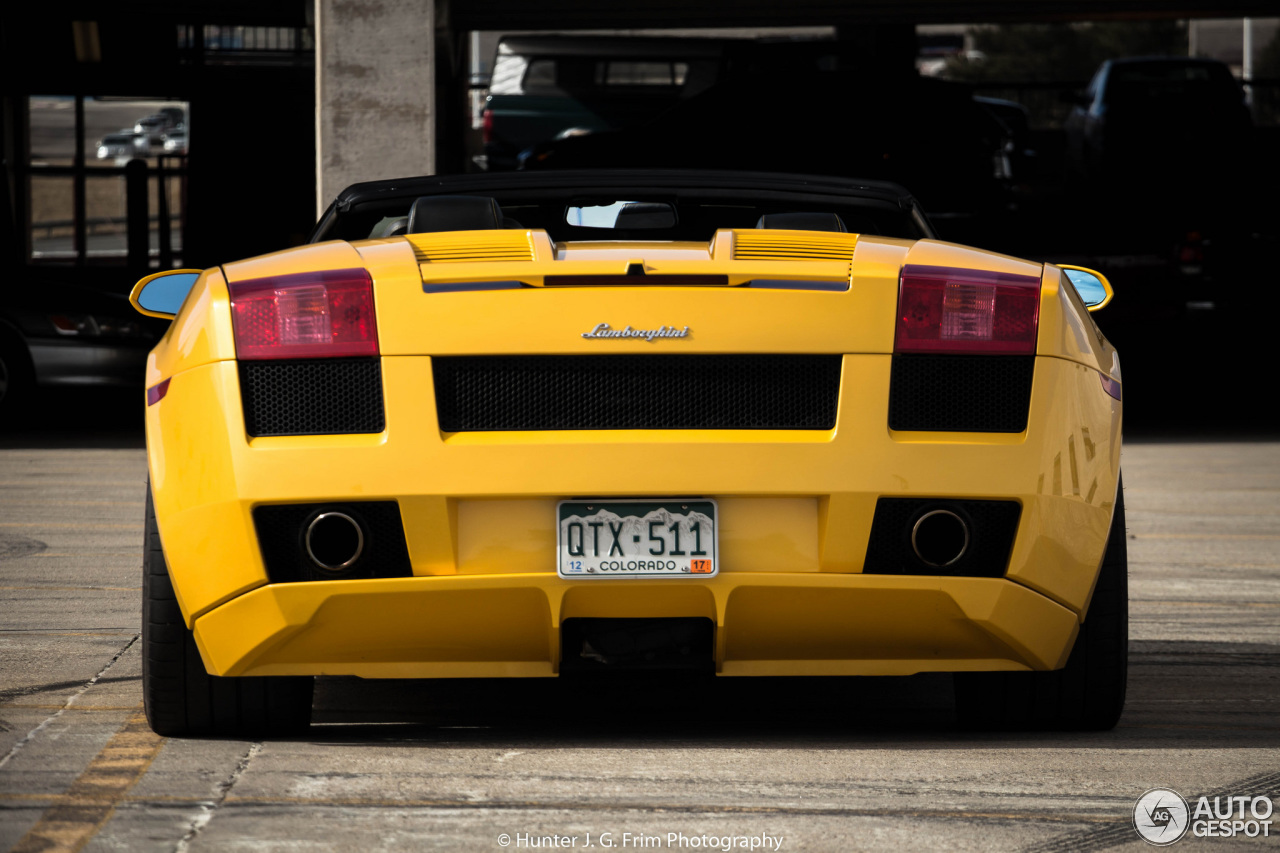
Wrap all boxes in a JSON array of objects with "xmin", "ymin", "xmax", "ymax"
[
  {"xmin": 863, "ymin": 498, "xmax": 1022, "ymax": 578},
  {"xmin": 433, "ymin": 355, "xmax": 841, "ymax": 431},
  {"xmin": 240, "ymin": 358, "xmax": 384, "ymax": 437},
  {"xmin": 888, "ymin": 355, "xmax": 1033, "ymax": 433},
  {"xmin": 253, "ymin": 501, "xmax": 412, "ymax": 583}
]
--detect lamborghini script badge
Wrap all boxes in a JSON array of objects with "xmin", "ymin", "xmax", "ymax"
[{"xmin": 582, "ymin": 323, "xmax": 690, "ymax": 341}]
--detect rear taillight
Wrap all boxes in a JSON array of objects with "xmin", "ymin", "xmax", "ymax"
[
  {"xmin": 895, "ymin": 265, "xmax": 1041, "ymax": 355},
  {"xmin": 229, "ymin": 268, "xmax": 378, "ymax": 360},
  {"xmin": 482, "ymin": 108, "xmax": 494, "ymax": 144}
]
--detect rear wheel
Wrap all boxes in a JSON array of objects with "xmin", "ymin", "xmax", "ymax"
[
  {"xmin": 955, "ymin": 476, "xmax": 1128, "ymax": 731},
  {"xmin": 142, "ymin": 479, "xmax": 312, "ymax": 737}
]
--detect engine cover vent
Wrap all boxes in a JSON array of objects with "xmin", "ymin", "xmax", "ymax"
[
  {"xmin": 407, "ymin": 230, "xmax": 535, "ymax": 264},
  {"xmin": 732, "ymin": 231, "xmax": 858, "ymax": 262}
]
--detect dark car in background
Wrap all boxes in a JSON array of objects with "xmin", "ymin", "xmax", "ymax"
[
  {"xmin": 482, "ymin": 36, "xmax": 729, "ymax": 172},
  {"xmin": 1063, "ymin": 57, "xmax": 1256, "ymax": 309},
  {"xmin": 521, "ymin": 41, "xmax": 1016, "ymax": 242},
  {"xmin": 1064, "ymin": 57, "xmax": 1250, "ymax": 184},
  {"xmin": 134, "ymin": 114, "xmax": 175, "ymax": 145},
  {"xmin": 0, "ymin": 281, "xmax": 164, "ymax": 422}
]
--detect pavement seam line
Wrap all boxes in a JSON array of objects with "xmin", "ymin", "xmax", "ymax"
[
  {"xmin": 172, "ymin": 741, "xmax": 261, "ymax": 853},
  {"xmin": 7, "ymin": 706, "xmax": 166, "ymax": 853},
  {"xmin": 0, "ymin": 634, "xmax": 139, "ymax": 770}
]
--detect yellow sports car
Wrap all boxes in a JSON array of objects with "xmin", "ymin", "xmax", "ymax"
[{"xmin": 131, "ymin": 170, "xmax": 1124, "ymax": 736}]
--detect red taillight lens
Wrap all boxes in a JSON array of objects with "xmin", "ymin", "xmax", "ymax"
[
  {"xmin": 482, "ymin": 108, "xmax": 494, "ymax": 144},
  {"xmin": 229, "ymin": 268, "xmax": 378, "ymax": 360},
  {"xmin": 895, "ymin": 265, "xmax": 1041, "ymax": 355}
]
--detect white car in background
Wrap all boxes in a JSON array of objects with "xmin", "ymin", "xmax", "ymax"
[
  {"xmin": 162, "ymin": 126, "xmax": 187, "ymax": 154},
  {"xmin": 96, "ymin": 131, "xmax": 150, "ymax": 161}
]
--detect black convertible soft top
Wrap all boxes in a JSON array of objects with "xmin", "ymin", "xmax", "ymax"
[{"xmin": 310, "ymin": 170, "xmax": 935, "ymax": 244}]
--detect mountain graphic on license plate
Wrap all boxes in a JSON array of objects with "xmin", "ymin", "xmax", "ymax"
[{"xmin": 557, "ymin": 500, "xmax": 718, "ymax": 578}]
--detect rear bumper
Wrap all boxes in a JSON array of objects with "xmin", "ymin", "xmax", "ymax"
[
  {"xmin": 194, "ymin": 572, "xmax": 1078, "ymax": 678},
  {"xmin": 149, "ymin": 352, "xmax": 1120, "ymax": 679}
]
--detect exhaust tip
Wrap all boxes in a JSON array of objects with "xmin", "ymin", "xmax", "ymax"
[
  {"xmin": 305, "ymin": 511, "xmax": 364, "ymax": 571},
  {"xmin": 911, "ymin": 509, "xmax": 969, "ymax": 568}
]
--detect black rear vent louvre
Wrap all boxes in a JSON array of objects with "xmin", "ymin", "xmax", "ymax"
[
  {"xmin": 863, "ymin": 498, "xmax": 1022, "ymax": 578},
  {"xmin": 253, "ymin": 501, "xmax": 411, "ymax": 584},
  {"xmin": 432, "ymin": 354, "xmax": 842, "ymax": 432},
  {"xmin": 888, "ymin": 355, "xmax": 1033, "ymax": 433},
  {"xmin": 240, "ymin": 358, "xmax": 384, "ymax": 437}
]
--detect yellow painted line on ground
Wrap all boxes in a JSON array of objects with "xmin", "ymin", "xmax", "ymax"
[
  {"xmin": 8, "ymin": 706, "xmax": 165, "ymax": 853},
  {"xmin": 0, "ymin": 523, "xmax": 140, "ymax": 530},
  {"xmin": 0, "ymin": 793, "xmax": 204, "ymax": 805}
]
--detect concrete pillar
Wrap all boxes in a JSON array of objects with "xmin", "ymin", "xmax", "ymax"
[{"xmin": 315, "ymin": 0, "xmax": 436, "ymax": 216}]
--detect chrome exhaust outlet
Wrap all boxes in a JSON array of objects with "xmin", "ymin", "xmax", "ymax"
[
  {"xmin": 911, "ymin": 509, "xmax": 969, "ymax": 568},
  {"xmin": 305, "ymin": 511, "xmax": 365, "ymax": 571}
]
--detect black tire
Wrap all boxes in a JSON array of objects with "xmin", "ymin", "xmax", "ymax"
[
  {"xmin": 142, "ymin": 479, "xmax": 313, "ymax": 737},
  {"xmin": 955, "ymin": 476, "xmax": 1128, "ymax": 731},
  {"xmin": 0, "ymin": 325, "xmax": 34, "ymax": 426}
]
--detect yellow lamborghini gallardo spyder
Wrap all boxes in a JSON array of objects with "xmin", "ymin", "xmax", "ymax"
[{"xmin": 131, "ymin": 171, "xmax": 1125, "ymax": 736}]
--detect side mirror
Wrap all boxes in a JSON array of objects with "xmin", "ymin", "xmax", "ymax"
[
  {"xmin": 1059, "ymin": 265, "xmax": 1113, "ymax": 312},
  {"xmin": 129, "ymin": 269, "xmax": 203, "ymax": 319}
]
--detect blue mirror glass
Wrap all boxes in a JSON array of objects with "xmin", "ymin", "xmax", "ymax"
[
  {"xmin": 138, "ymin": 272, "xmax": 200, "ymax": 315},
  {"xmin": 1064, "ymin": 268, "xmax": 1108, "ymax": 308}
]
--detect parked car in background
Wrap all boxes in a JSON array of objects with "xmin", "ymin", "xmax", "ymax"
[
  {"xmin": 162, "ymin": 126, "xmax": 187, "ymax": 154},
  {"xmin": 96, "ymin": 131, "xmax": 150, "ymax": 160},
  {"xmin": 522, "ymin": 48, "xmax": 1017, "ymax": 238},
  {"xmin": 135, "ymin": 113, "xmax": 178, "ymax": 145},
  {"xmin": 482, "ymin": 36, "xmax": 729, "ymax": 171},
  {"xmin": 1064, "ymin": 57, "xmax": 1254, "ymax": 310},
  {"xmin": 1064, "ymin": 57, "xmax": 1250, "ymax": 183},
  {"xmin": 0, "ymin": 280, "xmax": 165, "ymax": 423},
  {"xmin": 157, "ymin": 106, "xmax": 186, "ymax": 127},
  {"xmin": 974, "ymin": 95, "xmax": 1036, "ymax": 185}
]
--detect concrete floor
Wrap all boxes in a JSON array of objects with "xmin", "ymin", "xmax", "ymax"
[{"xmin": 0, "ymin": 442, "xmax": 1277, "ymax": 851}]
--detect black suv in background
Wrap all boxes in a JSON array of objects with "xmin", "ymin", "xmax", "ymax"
[{"xmin": 1064, "ymin": 57, "xmax": 1251, "ymax": 184}]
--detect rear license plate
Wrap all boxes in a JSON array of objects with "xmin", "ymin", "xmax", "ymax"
[{"xmin": 557, "ymin": 500, "xmax": 718, "ymax": 578}]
